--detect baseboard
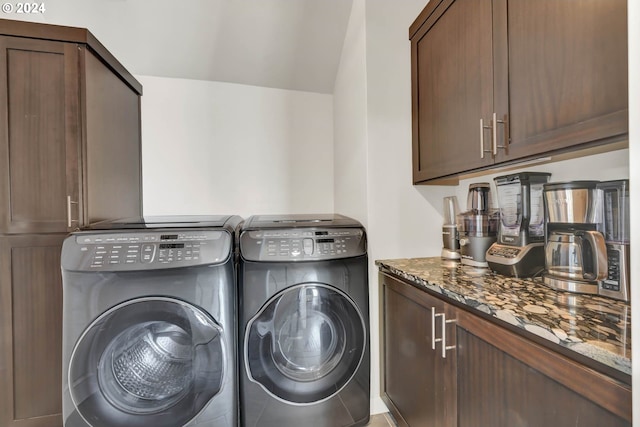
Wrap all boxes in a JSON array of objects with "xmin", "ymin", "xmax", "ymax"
[{"xmin": 370, "ymin": 396, "xmax": 389, "ymax": 414}]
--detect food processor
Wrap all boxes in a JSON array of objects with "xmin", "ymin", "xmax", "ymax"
[
  {"xmin": 456, "ymin": 183, "xmax": 499, "ymax": 268},
  {"xmin": 486, "ymin": 172, "xmax": 551, "ymax": 277}
]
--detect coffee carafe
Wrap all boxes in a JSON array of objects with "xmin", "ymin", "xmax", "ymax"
[
  {"xmin": 456, "ymin": 183, "xmax": 499, "ymax": 267},
  {"xmin": 441, "ymin": 196, "xmax": 461, "ymax": 260},
  {"xmin": 596, "ymin": 180, "xmax": 630, "ymax": 301},
  {"xmin": 542, "ymin": 181, "xmax": 608, "ymax": 294},
  {"xmin": 486, "ymin": 172, "xmax": 550, "ymax": 277}
]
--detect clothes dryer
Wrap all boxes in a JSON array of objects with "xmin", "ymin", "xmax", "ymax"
[
  {"xmin": 238, "ymin": 214, "xmax": 370, "ymax": 427},
  {"xmin": 61, "ymin": 216, "xmax": 241, "ymax": 427}
]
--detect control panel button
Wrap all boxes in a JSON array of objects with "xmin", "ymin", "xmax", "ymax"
[
  {"xmin": 141, "ymin": 244, "xmax": 156, "ymax": 263},
  {"xmin": 303, "ymin": 238, "xmax": 314, "ymax": 255}
]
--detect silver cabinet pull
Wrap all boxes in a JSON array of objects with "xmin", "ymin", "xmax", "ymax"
[
  {"xmin": 480, "ymin": 118, "xmax": 493, "ymax": 159},
  {"xmin": 440, "ymin": 313, "xmax": 457, "ymax": 358},
  {"xmin": 67, "ymin": 195, "xmax": 79, "ymax": 228},
  {"xmin": 433, "ymin": 311, "xmax": 456, "ymax": 358},
  {"xmin": 431, "ymin": 307, "xmax": 440, "ymax": 350},
  {"xmin": 492, "ymin": 112, "xmax": 508, "ymax": 155}
]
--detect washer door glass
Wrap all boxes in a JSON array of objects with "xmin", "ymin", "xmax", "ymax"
[
  {"xmin": 245, "ymin": 283, "xmax": 366, "ymax": 404},
  {"xmin": 69, "ymin": 298, "xmax": 224, "ymax": 427}
]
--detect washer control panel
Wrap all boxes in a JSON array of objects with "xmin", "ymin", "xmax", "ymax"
[
  {"xmin": 240, "ymin": 228, "xmax": 366, "ymax": 261},
  {"xmin": 62, "ymin": 230, "xmax": 231, "ymax": 271}
]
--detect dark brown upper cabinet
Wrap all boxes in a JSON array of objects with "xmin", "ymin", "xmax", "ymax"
[
  {"xmin": 0, "ymin": 19, "xmax": 143, "ymax": 233},
  {"xmin": 410, "ymin": 0, "xmax": 628, "ymax": 184}
]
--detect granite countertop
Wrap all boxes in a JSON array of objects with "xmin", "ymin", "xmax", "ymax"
[{"xmin": 376, "ymin": 257, "xmax": 631, "ymax": 376}]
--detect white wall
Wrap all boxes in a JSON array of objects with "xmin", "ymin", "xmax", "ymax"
[
  {"xmin": 139, "ymin": 75, "xmax": 334, "ymax": 218},
  {"xmin": 364, "ymin": 0, "xmax": 452, "ymax": 261},
  {"xmin": 628, "ymin": 0, "xmax": 639, "ymax": 424},
  {"xmin": 333, "ymin": 0, "xmax": 440, "ymax": 414},
  {"xmin": 333, "ymin": 0, "xmax": 378, "ymax": 411},
  {"xmin": 333, "ymin": 0, "xmax": 369, "ymax": 228}
]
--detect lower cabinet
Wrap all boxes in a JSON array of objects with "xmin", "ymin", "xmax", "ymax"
[
  {"xmin": 380, "ymin": 273, "xmax": 456, "ymax": 427},
  {"xmin": 379, "ymin": 272, "xmax": 632, "ymax": 427},
  {"xmin": 0, "ymin": 234, "xmax": 65, "ymax": 427}
]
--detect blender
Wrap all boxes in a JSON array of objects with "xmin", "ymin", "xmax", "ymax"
[
  {"xmin": 456, "ymin": 183, "xmax": 499, "ymax": 268},
  {"xmin": 542, "ymin": 181, "xmax": 608, "ymax": 294},
  {"xmin": 441, "ymin": 196, "xmax": 461, "ymax": 260},
  {"xmin": 486, "ymin": 172, "xmax": 551, "ymax": 277},
  {"xmin": 597, "ymin": 180, "xmax": 630, "ymax": 301}
]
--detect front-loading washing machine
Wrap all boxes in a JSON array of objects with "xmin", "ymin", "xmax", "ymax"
[
  {"xmin": 238, "ymin": 214, "xmax": 370, "ymax": 427},
  {"xmin": 61, "ymin": 215, "xmax": 241, "ymax": 427}
]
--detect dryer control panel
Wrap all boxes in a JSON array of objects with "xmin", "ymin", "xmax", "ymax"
[
  {"xmin": 240, "ymin": 228, "xmax": 366, "ymax": 262},
  {"xmin": 62, "ymin": 230, "xmax": 232, "ymax": 271}
]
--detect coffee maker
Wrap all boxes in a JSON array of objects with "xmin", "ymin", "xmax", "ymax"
[
  {"xmin": 486, "ymin": 172, "xmax": 551, "ymax": 277},
  {"xmin": 542, "ymin": 181, "xmax": 608, "ymax": 294},
  {"xmin": 456, "ymin": 183, "xmax": 499, "ymax": 268},
  {"xmin": 441, "ymin": 196, "xmax": 461, "ymax": 260},
  {"xmin": 597, "ymin": 180, "xmax": 630, "ymax": 301}
]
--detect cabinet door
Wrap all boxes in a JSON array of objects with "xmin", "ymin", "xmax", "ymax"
[
  {"xmin": 380, "ymin": 274, "xmax": 455, "ymax": 427},
  {"xmin": 494, "ymin": 0, "xmax": 628, "ymax": 162},
  {"xmin": 0, "ymin": 234, "xmax": 65, "ymax": 427},
  {"xmin": 456, "ymin": 310, "xmax": 631, "ymax": 427},
  {"xmin": 411, "ymin": 0, "xmax": 494, "ymax": 183},
  {"xmin": 0, "ymin": 37, "xmax": 82, "ymax": 233},
  {"xmin": 82, "ymin": 48, "xmax": 142, "ymax": 224}
]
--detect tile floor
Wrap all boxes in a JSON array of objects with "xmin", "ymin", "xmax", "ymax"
[{"xmin": 368, "ymin": 413, "xmax": 397, "ymax": 427}]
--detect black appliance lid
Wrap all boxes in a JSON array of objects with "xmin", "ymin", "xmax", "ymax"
[
  {"xmin": 543, "ymin": 181, "xmax": 600, "ymax": 191},
  {"xmin": 242, "ymin": 214, "xmax": 362, "ymax": 230},
  {"xmin": 494, "ymin": 171, "xmax": 551, "ymax": 185},
  {"xmin": 596, "ymin": 179, "xmax": 630, "ymax": 188},
  {"xmin": 88, "ymin": 215, "xmax": 239, "ymax": 230}
]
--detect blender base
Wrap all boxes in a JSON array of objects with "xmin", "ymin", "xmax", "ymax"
[
  {"xmin": 441, "ymin": 248, "xmax": 461, "ymax": 260},
  {"xmin": 486, "ymin": 243, "xmax": 545, "ymax": 278},
  {"xmin": 460, "ymin": 257, "xmax": 489, "ymax": 268}
]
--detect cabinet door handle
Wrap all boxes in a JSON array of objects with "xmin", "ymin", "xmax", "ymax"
[
  {"xmin": 431, "ymin": 307, "xmax": 441, "ymax": 350},
  {"xmin": 492, "ymin": 112, "xmax": 508, "ymax": 155},
  {"xmin": 67, "ymin": 196, "xmax": 79, "ymax": 229},
  {"xmin": 440, "ymin": 313, "xmax": 457, "ymax": 359},
  {"xmin": 479, "ymin": 118, "xmax": 493, "ymax": 159}
]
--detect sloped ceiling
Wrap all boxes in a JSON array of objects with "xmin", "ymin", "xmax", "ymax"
[{"xmin": 4, "ymin": 0, "xmax": 353, "ymax": 93}]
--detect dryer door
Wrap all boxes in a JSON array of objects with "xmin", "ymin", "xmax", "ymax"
[
  {"xmin": 68, "ymin": 298, "xmax": 225, "ymax": 427},
  {"xmin": 245, "ymin": 283, "xmax": 366, "ymax": 404}
]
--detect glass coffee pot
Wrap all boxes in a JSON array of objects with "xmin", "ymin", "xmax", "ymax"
[{"xmin": 545, "ymin": 230, "xmax": 607, "ymax": 282}]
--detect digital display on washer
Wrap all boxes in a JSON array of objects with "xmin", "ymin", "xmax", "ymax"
[
  {"xmin": 317, "ymin": 238, "xmax": 335, "ymax": 243},
  {"xmin": 159, "ymin": 243, "xmax": 185, "ymax": 249},
  {"xmin": 160, "ymin": 234, "xmax": 179, "ymax": 240}
]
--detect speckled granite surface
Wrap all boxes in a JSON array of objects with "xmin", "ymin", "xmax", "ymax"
[{"xmin": 376, "ymin": 257, "xmax": 631, "ymax": 376}]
